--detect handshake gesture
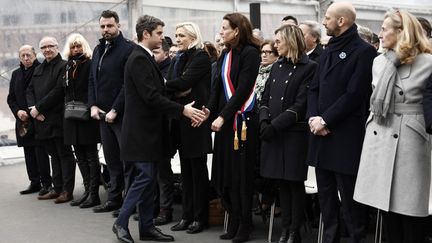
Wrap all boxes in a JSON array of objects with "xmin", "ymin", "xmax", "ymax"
[{"xmin": 183, "ymin": 101, "xmax": 209, "ymax": 127}]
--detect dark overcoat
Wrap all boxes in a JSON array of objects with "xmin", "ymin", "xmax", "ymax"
[
  {"xmin": 26, "ymin": 54, "xmax": 67, "ymax": 140},
  {"xmin": 260, "ymin": 54, "xmax": 317, "ymax": 181},
  {"xmin": 120, "ymin": 45, "xmax": 183, "ymax": 162},
  {"xmin": 7, "ymin": 61, "xmax": 40, "ymax": 147},
  {"xmin": 40, "ymin": 55, "xmax": 100, "ymax": 145},
  {"xmin": 308, "ymin": 44, "xmax": 323, "ymax": 63},
  {"xmin": 166, "ymin": 48, "xmax": 212, "ymax": 159},
  {"xmin": 88, "ymin": 32, "xmax": 134, "ymax": 117},
  {"xmin": 306, "ymin": 25, "xmax": 377, "ymax": 175},
  {"xmin": 207, "ymin": 45, "xmax": 261, "ymax": 191}
]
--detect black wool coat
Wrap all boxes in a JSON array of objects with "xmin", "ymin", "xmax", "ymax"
[
  {"xmin": 306, "ymin": 24, "xmax": 377, "ymax": 175},
  {"xmin": 166, "ymin": 48, "xmax": 212, "ymax": 159},
  {"xmin": 26, "ymin": 54, "xmax": 67, "ymax": 140},
  {"xmin": 40, "ymin": 55, "xmax": 100, "ymax": 145},
  {"xmin": 7, "ymin": 61, "xmax": 40, "ymax": 146},
  {"xmin": 88, "ymin": 32, "xmax": 135, "ymax": 117},
  {"xmin": 260, "ymin": 54, "xmax": 317, "ymax": 181},
  {"xmin": 120, "ymin": 45, "xmax": 183, "ymax": 162},
  {"xmin": 207, "ymin": 45, "xmax": 261, "ymax": 191},
  {"xmin": 308, "ymin": 44, "xmax": 323, "ymax": 63}
]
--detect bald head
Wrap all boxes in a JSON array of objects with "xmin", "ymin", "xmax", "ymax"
[
  {"xmin": 323, "ymin": 1, "xmax": 357, "ymax": 37},
  {"xmin": 18, "ymin": 44, "xmax": 37, "ymax": 69}
]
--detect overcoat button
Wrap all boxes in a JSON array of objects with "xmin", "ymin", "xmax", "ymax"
[
  {"xmin": 399, "ymin": 91, "xmax": 403, "ymax": 95},
  {"xmin": 373, "ymin": 131, "xmax": 377, "ymax": 135},
  {"xmin": 393, "ymin": 134, "xmax": 398, "ymax": 138}
]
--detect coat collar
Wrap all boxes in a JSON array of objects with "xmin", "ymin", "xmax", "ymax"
[
  {"xmin": 277, "ymin": 53, "xmax": 309, "ymax": 65},
  {"xmin": 98, "ymin": 31, "xmax": 125, "ymax": 48}
]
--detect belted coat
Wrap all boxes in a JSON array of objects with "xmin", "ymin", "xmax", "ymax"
[{"xmin": 354, "ymin": 53, "xmax": 432, "ymax": 217}]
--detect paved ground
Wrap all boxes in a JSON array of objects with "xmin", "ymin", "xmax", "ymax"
[{"xmin": 0, "ymin": 161, "xmax": 379, "ymax": 243}]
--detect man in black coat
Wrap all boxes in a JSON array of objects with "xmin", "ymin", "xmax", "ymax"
[
  {"xmin": 112, "ymin": 15, "xmax": 205, "ymax": 243},
  {"xmin": 27, "ymin": 37, "xmax": 76, "ymax": 203},
  {"xmin": 306, "ymin": 2, "xmax": 377, "ymax": 243},
  {"xmin": 299, "ymin": 20, "xmax": 323, "ymax": 63},
  {"xmin": 88, "ymin": 10, "xmax": 135, "ymax": 213},
  {"xmin": 7, "ymin": 45, "xmax": 51, "ymax": 195}
]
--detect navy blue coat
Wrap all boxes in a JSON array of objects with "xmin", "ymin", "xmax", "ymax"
[
  {"xmin": 88, "ymin": 32, "xmax": 134, "ymax": 117},
  {"xmin": 306, "ymin": 24, "xmax": 377, "ymax": 175}
]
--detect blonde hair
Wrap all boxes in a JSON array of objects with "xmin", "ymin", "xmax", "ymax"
[
  {"xmin": 384, "ymin": 9, "xmax": 432, "ymax": 64},
  {"xmin": 175, "ymin": 22, "xmax": 204, "ymax": 49},
  {"xmin": 274, "ymin": 25, "xmax": 306, "ymax": 64},
  {"xmin": 62, "ymin": 33, "xmax": 92, "ymax": 59}
]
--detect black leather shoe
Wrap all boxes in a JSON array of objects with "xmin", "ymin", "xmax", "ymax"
[
  {"xmin": 79, "ymin": 196, "xmax": 101, "ymax": 208},
  {"xmin": 154, "ymin": 211, "xmax": 173, "ymax": 226},
  {"xmin": 170, "ymin": 219, "xmax": 191, "ymax": 231},
  {"xmin": 70, "ymin": 191, "xmax": 89, "ymax": 206},
  {"xmin": 186, "ymin": 221, "xmax": 206, "ymax": 234},
  {"xmin": 232, "ymin": 224, "xmax": 252, "ymax": 243},
  {"xmin": 38, "ymin": 186, "xmax": 51, "ymax": 196},
  {"xmin": 112, "ymin": 223, "xmax": 134, "ymax": 243},
  {"xmin": 20, "ymin": 184, "xmax": 41, "ymax": 195},
  {"xmin": 140, "ymin": 227, "xmax": 174, "ymax": 242},
  {"xmin": 93, "ymin": 201, "xmax": 121, "ymax": 213}
]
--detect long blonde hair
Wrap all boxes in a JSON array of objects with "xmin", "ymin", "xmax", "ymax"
[
  {"xmin": 62, "ymin": 33, "xmax": 92, "ymax": 59},
  {"xmin": 384, "ymin": 9, "xmax": 432, "ymax": 64}
]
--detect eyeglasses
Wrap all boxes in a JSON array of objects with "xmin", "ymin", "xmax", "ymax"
[
  {"xmin": 40, "ymin": 45, "xmax": 57, "ymax": 50},
  {"xmin": 261, "ymin": 50, "xmax": 274, "ymax": 55}
]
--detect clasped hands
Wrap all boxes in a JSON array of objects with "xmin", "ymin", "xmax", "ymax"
[
  {"xmin": 308, "ymin": 116, "xmax": 331, "ymax": 136},
  {"xmin": 28, "ymin": 106, "xmax": 45, "ymax": 121}
]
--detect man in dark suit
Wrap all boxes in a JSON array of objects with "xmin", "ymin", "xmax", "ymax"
[
  {"xmin": 306, "ymin": 2, "xmax": 376, "ymax": 243},
  {"xmin": 112, "ymin": 15, "xmax": 205, "ymax": 243},
  {"xmin": 88, "ymin": 10, "xmax": 135, "ymax": 213},
  {"xmin": 7, "ymin": 45, "xmax": 51, "ymax": 195}
]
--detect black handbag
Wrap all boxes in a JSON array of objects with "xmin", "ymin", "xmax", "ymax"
[
  {"xmin": 63, "ymin": 60, "xmax": 89, "ymax": 121},
  {"xmin": 64, "ymin": 100, "xmax": 89, "ymax": 121}
]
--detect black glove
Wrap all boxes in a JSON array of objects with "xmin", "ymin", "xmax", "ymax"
[{"xmin": 260, "ymin": 122, "xmax": 275, "ymax": 141}]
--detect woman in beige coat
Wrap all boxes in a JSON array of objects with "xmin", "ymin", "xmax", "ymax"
[{"xmin": 354, "ymin": 9, "xmax": 432, "ymax": 243}]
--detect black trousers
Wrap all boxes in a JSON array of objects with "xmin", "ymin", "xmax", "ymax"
[
  {"xmin": 279, "ymin": 180, "xmax": 305, "ymax": 232},
  {"xmin": 44, "ymin": 137, "xmax": 76, "ymax": 193},
  {"xmin": 99, "ymin": 121, "xmax": 128, "ymax": 203},
  {"xmin": 73, "ymin": 144, "xmax": 100, "ymax": 190},
  {"xmin": 383, "ymin": 211, "xmax": 426, "ymax": 243},
  {"xmin": 155, "ymin": 157, "xmax": 174, "ymax": 212},
  {"xmin": 180, "ymin": 155, "xmax": 209, "ymax": 223},
  {"xmin": 23, "ymin": 145, "xmax": 51, "ymax": 187},
  {"xmin": 315, "ymin": 168, "xmax": 368, "ymax": 243}
]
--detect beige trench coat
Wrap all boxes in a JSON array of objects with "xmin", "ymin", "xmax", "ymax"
[{"xmin": 354, "ymin": 53, "xmax": 432, "ymax": 217}]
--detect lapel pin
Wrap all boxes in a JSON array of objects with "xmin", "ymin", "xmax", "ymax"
[{"xmin": 339, "ymin": 52, "xmax": 347, "ymax": 59}]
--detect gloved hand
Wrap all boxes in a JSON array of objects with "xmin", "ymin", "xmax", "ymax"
[{"xmin": 260, "ymin": 122, "xmax": 275, "ymax": 141}]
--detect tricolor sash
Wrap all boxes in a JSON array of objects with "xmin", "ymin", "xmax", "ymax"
[{"xmin": 221, "ymin": 50, "xmax": 256, "ymax": 150}]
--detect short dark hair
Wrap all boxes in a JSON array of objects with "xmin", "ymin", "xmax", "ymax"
[
  {"xmin": 164, "ymin": 36, "xmax": 173, "ymax": 47},
  {"xmin": 161, "ymin": 39, "xmax": 170, "ymax": 52},
  {"xmin": 136, "ymin": 15, "xmax": 165, "ymax": 42},
  {"xmin": 282, "ymin": 15, "xmax": 298, "ymax": 25},
  {"xmin": 100, "ymin": 10, "xmax": 119, "ymax": 23}
]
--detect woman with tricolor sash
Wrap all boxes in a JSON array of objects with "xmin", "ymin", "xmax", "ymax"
[{"xmin": 203, "ymin": 12, "xmax": 261, "ymax": 243}]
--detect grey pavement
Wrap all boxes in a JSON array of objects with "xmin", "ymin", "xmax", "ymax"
[{"xmin": 0, "ymin": 161, "xmax": 377, "ymax": 243}]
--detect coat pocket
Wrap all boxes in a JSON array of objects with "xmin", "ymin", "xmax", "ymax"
[{"xmin": 405, "ymin": 118, "xmax": 430, "ymax": 141}]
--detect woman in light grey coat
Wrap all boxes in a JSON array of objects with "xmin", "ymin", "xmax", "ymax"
[{"xmin": 354, "ymin": 9, "xmax": 432, "ymax": 243}]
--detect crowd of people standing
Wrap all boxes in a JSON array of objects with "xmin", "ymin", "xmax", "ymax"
[{"xmin": 6, "ymin": 1, "xmax": 432, "ymax": 243}]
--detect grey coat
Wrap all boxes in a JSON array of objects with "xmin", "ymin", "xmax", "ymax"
[{"xmin": 354, "ymin": 53, "xmax": 432, "ymax": 217}]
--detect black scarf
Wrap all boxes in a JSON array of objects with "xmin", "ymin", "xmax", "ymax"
[{"xmin": 20, "ymin": 60, "xmax": 40, "ymax": 87}]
